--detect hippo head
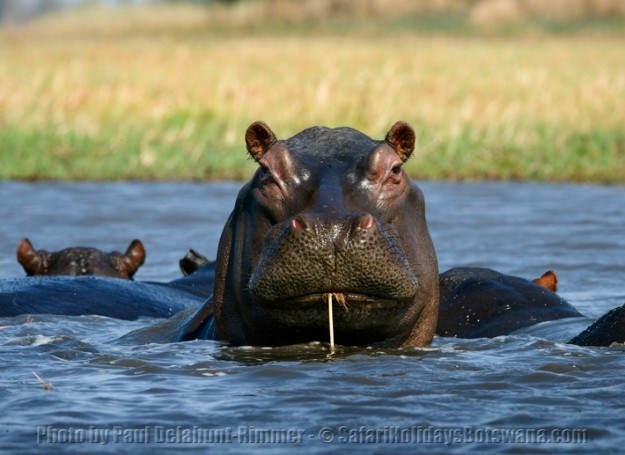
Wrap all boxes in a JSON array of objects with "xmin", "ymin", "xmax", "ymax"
[
  {"xmin": 213, "ymin": 121, "xmax": 439, "ymax": 347},
  {"xmin": 17, "ymin": 238, "xmax": 146, "ymax": 279}
]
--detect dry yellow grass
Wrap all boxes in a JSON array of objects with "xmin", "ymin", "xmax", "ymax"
[{"xmin": 0, "ymin": 3, "xmax": 624, "ymax": 181}]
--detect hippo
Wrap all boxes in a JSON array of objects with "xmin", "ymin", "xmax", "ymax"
[
  {"xmin": 122, "ymin": 120, "xmax": 440, "ymax": 347},
  {"xmin": 436, "ymin": 267, "xmax": 625, "ymax": 346},
  {"xmin": 569, "ymin": 303, "xmax": 625, "ymax": 346},
  {"xmin": 0, "ymin": 239, "xmax": 204, "ymax": 320},
  {"xmin": 436, "ymin": 267, "xmax": 583, "ymax": 339},
  {"xmin": 17, "ymin": 238, "xmax": 146, "ymax": 279}
]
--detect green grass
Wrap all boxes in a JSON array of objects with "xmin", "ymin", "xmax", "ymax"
[
  {"xmin": 3, "ymin": 123, "xmax": 623, "ymax": 183},
  {"xmin": 1, "ymin": 3, "xmax": 625, "ymax": 183}
]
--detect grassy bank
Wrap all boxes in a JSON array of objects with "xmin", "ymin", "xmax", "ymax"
[{"xmin": 1, "ymin": 3, "xmax": 624, "ymax": 182}]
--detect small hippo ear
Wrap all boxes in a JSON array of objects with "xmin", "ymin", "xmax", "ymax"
[
  {"xmin": 179, "ymin": 249, "xmax": 210, "ymax": 276},
  {"xmin": 119, "ymin": 239, "xmax": 146, "ymax": 279},
  {"xmin": 532, "ymin": 270, "xmax": 558, "ymax": 292},
  {"xmin": 16, "ymin": 238, "xmax": 49, "ymax": 276},
  {"xmin": 385, "ymin": 121, "xmax": 416, "ymax": 162},
  {"xmin": 245, "ymin": 121, "xmax": 277, "ymax": 162}
]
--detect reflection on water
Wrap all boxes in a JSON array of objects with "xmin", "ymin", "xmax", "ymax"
[{"xmin": 0, "ymin": 181, "xmax": 624, "ymax": 452}]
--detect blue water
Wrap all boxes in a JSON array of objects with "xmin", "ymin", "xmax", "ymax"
[{"xmin": 0, "ymin": 181, "xmax": 624, "ymax": 454}]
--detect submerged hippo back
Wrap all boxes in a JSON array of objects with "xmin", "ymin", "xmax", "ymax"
[{"xmin": 437, "ymin": 267, "xmax": 583, "ymax": 338}]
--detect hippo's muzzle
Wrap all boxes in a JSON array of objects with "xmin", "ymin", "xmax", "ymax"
[{"xmin": 247, "ymin": 212, "xmax": 419, "ymax": 342}]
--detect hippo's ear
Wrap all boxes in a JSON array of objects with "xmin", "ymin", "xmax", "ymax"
[
  {"xmin": 245, "ymin": 121, "xmax": 277, "ymax": 162},
  {"xmin": 179, "ymin": 249, "xmax": 210, "ymax": 276},
  {"xmin": 532, "ymin": 270, "xmax": 558, "ymax": 292},
  {"xmin": 118, "ymin": 239, "xmax": 146, "ymax": 279},
  {"xmin": 16, "ymin": 238, "xmax": 49, "ymax": 276},
  {"xmin": 385, "ymin": 121, "xmax": 416, "ymax": 162}
]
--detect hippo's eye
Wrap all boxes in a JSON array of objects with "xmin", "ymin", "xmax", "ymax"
[
  {"xmin": 391, "ymin": 165, "xmax": 401, "ymax": 175},
  {"xmin": 260, "ymin": 165, "xmax": 276, "ymax": 185}
]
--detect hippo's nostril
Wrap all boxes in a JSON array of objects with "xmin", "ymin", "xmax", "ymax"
[
  {"xmin": 291, "ymin": 216, "xmax": 307, "ymax": 231},
  {"xmin": 350, "ymin": 214, "xmax": 376, "ymax": 234},
  {"xmin": 357, "ymin": 214, "xmax": 375, "ymax": 230}
]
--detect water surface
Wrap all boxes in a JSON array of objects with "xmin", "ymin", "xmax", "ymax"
[{"xmin": 0, "ymin": 181, "xmax": 624, "ymax": 453}]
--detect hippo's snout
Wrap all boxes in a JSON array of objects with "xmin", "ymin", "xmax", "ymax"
[
  {"xmin": 291, "ymin": 211, "xmax": 376, "ymax": 251},
  {"xmin": 285, "ymin": 212, "xmax": 379, "ymax": 277},
  {"xmin": 249, "ymin": 212, "xmax": 419, "ymax": 307}
]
